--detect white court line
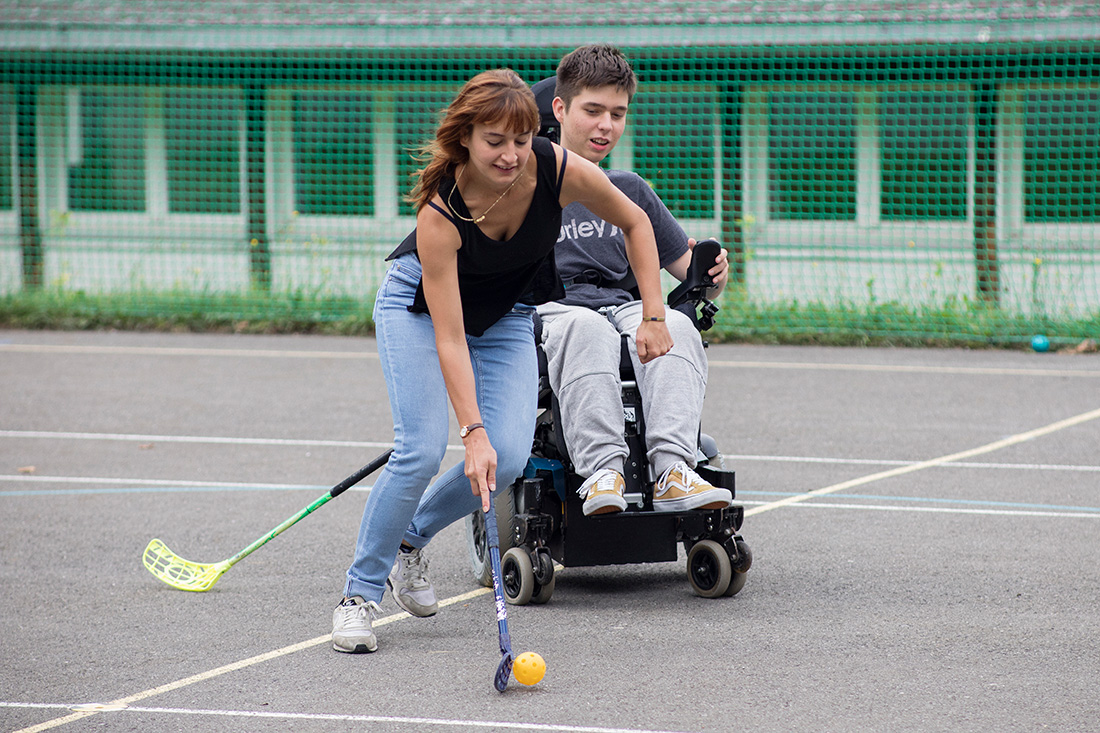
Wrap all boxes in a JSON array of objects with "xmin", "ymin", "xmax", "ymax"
[
  {"xmin": 746, "ymin": 405, "xmax": 1100, "ymax": 517},
  {"xmin": 0, "ymin": 702, "xmax": 689, "ymax": 733},
  {"xmin": 0, "ymin": 343, "xmax": 379, "ymax": 360},
  {"xmin": 0, "ymin": 474, "xmax": 340, "ymax": 490},
  {"xmin": 5, "ymin": 430, "xmax": 1100, "ymax": 472},
  {"xmin": 6, "ymin": 589, "xmax": 490, "ymax": 733},
  {"xmin": 709, "ymin": 358, "xmax": 1100, "ymax": 378},
  {"xmin": 0, "ymin": 429, "xmax": 396, "ymax": 450},
  {"xmin": 727, "ymin": 453, "xmax": 1100, "ymax": 472},
  {"xmin": 5, "ymin": 341, "xmax": 1100, "ymax": 378},
  {"xmin": 740, "ymin": 499, "xmax": 1100, "ymax": 519}
]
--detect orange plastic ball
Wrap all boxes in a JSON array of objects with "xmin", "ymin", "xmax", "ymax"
[{"xmin": 512, "ymin": 652, "xmax": 546, "ymax": 686}]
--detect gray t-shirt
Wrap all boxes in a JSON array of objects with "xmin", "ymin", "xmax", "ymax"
[{"xmin": 553, "ymin": 169, "xmax": 689, "ymax": 309}]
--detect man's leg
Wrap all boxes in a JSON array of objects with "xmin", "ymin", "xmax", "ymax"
[
  {"xmin": 537, "ymin": 302, "xmax": 629, "ymax": 514},
  {"xmin": 611, "ymin": 302, "xmax": 730, "ymax": 511},
  {"xmin": 611, "ymin": 301, "xmax": 706, "ymax": 475}
]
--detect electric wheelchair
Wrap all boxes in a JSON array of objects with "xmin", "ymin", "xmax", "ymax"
[
  {"xmin": 463, "ymin": 238, "xmax": 752, "ymax": 603},
  {"xmin": 463, "ymin": 76, "xmax": 750, "ymax": 603}
]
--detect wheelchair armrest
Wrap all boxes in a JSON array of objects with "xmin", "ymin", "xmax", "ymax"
[
  {"xmin": 667, "ymin": 239, "xmax": 722, "ymax": 331},
  {"xmin": 667, "ymin": 239, "xmax": 721, "ymax": 310}
]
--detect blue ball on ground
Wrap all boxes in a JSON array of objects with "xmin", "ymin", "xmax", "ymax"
[{"xmin": 1031, "ymin": 335, "xmax": 1050, "ymax": 352}]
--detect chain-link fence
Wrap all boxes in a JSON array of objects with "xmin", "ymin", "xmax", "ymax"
[{"xmin": 2, "ymin": 2, "xmax": 1098, "ymax": 345}]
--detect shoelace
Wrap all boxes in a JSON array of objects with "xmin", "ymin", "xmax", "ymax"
[
  {"xmin": 577, "ymin": 468, "xmax": 620, "ymax": 498},
  {"xmin": 656, "ymin": 461, "xmax": 704, "ymax": 495},
  {"xmin": 339, "ymin": 599, "xmax": 382, "ymax": 625},
  {"xmin": 398, "ymin": 550, "xmax": 430, "ymax": 589}
]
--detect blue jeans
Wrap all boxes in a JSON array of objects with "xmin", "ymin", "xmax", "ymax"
[{"xmin": 344, "ymin": 253, "xmax": 537, "ymax": 603}]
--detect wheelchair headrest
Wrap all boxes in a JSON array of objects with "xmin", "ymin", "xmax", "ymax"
[{"xmin": 531, "ymin": 76, "xmax": 560, "ymax": 144}]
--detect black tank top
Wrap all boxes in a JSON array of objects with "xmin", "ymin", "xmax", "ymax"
[{"xmin": 387, "ymin": 136, "xmax": 567, "ymax": 337}]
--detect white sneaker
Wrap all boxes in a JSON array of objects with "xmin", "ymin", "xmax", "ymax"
[
  {"xmin": 387, "ymin": 547, "xmax": 438, "ymax": 617},
  {"xmin": 578, "ymin": 468, "xmax": 628, "ymax": 516},
  {"xmin": 653, "ymin": 461, "xmax": 732, "ymax": 511},
  {"xmin": 332, "ymin": 596, "xmax": 383, "ymax": 653}
]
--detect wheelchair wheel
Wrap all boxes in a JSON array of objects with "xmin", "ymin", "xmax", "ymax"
[
  {"xmin": 464, "ymin": 490, "xmax": 516, "ymax": 588},
  {"xmin": 530, "ymin": 549, "xmax": 555, "ymax": 604},
  {"xmin": 723, "ymin": 539, "xmax": 751, "ymax": 596},
  {"xmin": 724, "ymin": 571, "xmax": 748, "ymax": 597},
  {"xmin": 687, "ymin": 539, "xmax": 732, "ymax": 598},
  {"xmin": 501, "ymin": 547, "xmax": 535, "ymax": 605},
  {"xmin": 531, "ymin": 572, "xmax": 556, "ymax": 604}
]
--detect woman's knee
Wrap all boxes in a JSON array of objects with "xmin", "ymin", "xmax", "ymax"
[
  {"xmin": 495, "ymin": 438, "xmax": 533, "ymax": 486},
  {"xmin": 388, "ymin": 438, "xmax": 448, "ymax": 482}
]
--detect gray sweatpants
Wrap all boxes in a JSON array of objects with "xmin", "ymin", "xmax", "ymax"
[{"xmin": 536, "ymin": 300, "xmax": 708, "ymax": 480}]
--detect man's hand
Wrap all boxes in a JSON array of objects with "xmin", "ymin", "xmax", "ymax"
[
  {"xmin": 688, "ymin": 238, "xmax": 730, "ymax": 294},
  {"xmin": 636, "ymin": 318, "xmax": 673, "ymax": 364}
]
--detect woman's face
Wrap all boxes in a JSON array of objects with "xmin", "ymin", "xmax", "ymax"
[{"xmin": 461, "ymin": 122, "xmax": 533, "ymax": 189}]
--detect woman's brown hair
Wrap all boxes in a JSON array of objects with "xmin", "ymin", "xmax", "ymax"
[{"xmin": 407, "ymin": 69, "xmax": 540, "ymax": 213}]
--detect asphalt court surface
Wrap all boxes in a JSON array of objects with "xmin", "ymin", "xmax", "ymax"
[{"xmin": 2, "ymin": 328, "xmax": 1099, "ymax": 732}]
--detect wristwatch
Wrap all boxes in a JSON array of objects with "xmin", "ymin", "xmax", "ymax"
[{"xmin": 459, "ymin": 422, "xmax": 484, "ymax": 439}]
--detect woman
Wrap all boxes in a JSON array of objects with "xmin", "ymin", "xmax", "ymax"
[{"xmin": 333, "ymin": 69, "xmax": 672, "ymax": 653}]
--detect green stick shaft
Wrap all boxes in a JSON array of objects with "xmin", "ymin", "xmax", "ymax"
[
  {"xmin": 224, "ymin": 495, "xmax": 325, "ymax": 566},
  {"xmin": 224, "ymin": 448, "xmax": 392, "ymax": 568}
]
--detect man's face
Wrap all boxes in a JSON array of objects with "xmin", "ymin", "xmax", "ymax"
[{"xmin": 553, "ymin": 85, "xmax": 630, "ymax": 164}]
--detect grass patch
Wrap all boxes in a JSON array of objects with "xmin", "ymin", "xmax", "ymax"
[
  {"xmin": 0, "ymin": 289, "xmax": 376, "ymax": 335},
  {"xmin": 1, "ymin": 287, "xmax": 1097, "ymax": 350},
  {"xmin": 709, "ymin": 292, "xmax": 1100, "ymax": 349}
]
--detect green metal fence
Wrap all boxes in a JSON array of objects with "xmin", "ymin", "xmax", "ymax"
[{"xmin": 2, "ymin": 10, "xmax": 1099, "ymax": 346}]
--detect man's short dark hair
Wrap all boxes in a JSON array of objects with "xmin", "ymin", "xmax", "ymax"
[{"xmin": 555, "ymin": 44, "xmax": 638, "ymax": 108}]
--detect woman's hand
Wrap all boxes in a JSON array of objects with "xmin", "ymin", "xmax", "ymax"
[
  {"xmin": 463, "ymin": 429, "xmax": 497, "ymax": 512},
  {"xmin": 635, "ymin": 318, "xmax": 674, "ymax": 364}
]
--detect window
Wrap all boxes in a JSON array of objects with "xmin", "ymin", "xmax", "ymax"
[
  {"xmin": 880, "ymin": 91, "xmax": 969, "ymax": 220},
  {"xmin": 293, "ymin": 92, "xmax": 373, "ymax": 216},
  {"xmin": 768, "ymin": 91, "xmax": 856, "ymax": 221},
  {"xmin": 166, "ymin": 90, "xmax": 241, "ymax": 214},
  {"xmin": 44, "ymin": 86, "xmax": 245, "ymax": 221},
  {"xmin": 0, "ymin": 88, "xmax": 12, "ymax": 210},
  {"xmin": 67, "ymin": 89, "xmax": 146, "ymax": 212},
  {"xmin": 631, "ymin": 89, "xmax": 717, "ymax": 219},
  {"xmin": 744, "ymin": 86, "xmax": 973, "ymax": 232},
  {"xmin": 1024, "ymin": 89, "xmax": 1100, "ymax": 222}
]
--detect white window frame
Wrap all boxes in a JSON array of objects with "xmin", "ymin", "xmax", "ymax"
[
  {"xmin": 1, "ymin": 85, "xmax": 17, "ymax": 233},
  {"xmin": 998, "ymin": 82, "xmax": 1100, "ymax": 254},
  {"xmin": 269, "ymin": 84, "xmax": 455, "ymax": 250},
  {"xmin": 741, "ymin": 84, "xmax": 975, "ymax": 253},
  {"xmin": 37, "ymin": 85, "xmax": 247, "ymax": 243}
]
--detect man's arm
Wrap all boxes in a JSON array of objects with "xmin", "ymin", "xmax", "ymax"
[{"xmin": 617, "ymin": 172, "xmax": 729, "ymax": 298}]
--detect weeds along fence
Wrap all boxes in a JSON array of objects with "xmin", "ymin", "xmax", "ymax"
[{"xmin": 1, "ymin": 3, "xmax": 1099, "ymax": 345}]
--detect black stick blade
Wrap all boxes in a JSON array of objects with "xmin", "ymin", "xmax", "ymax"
[{"xmin": 495, "ymin": 653, "xmax": 513, "ymax": 692}]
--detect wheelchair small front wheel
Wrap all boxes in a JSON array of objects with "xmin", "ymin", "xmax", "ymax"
[
  {"xmin": 724, "ymin": 570, "xmax": 748, "ymax": 597},
  {"xmin": 501, "ymin": 547, "xmax": 536, "ymax": 605},
  {"xmin": 687, "ymin": 539, "xmax": 732, "ymax": 598}
]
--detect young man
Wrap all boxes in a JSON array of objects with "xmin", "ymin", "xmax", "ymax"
[{"xmin": 537, "ymin": 43, "xmax": 732, "ymax": 516}]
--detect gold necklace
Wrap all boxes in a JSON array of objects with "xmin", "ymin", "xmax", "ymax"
[{"xmin": 447, "ymin": 164, "xmax": 522, "ymax": 224}]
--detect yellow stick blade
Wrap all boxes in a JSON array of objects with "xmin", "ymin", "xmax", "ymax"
[{"xmin": 143, "ymin": 539, "xmax": 229, "ymax": 592}]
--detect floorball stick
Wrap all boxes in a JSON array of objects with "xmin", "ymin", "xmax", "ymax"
[
  {"xmin": 143, "ymin": 448, "xmax": 393, "ymax": 592},
  {"xmin": 483, "ymin": 504, "xmax": 514, "ymax": 692}
]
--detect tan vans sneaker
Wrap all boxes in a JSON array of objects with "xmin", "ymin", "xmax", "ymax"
[
  {"xmin": 653, "ymin": 461, "xmax": 732, "ymax": 511},
  {"xmin": 578, "ymin": 468, "xmax": 628, "ymax": 516}
]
